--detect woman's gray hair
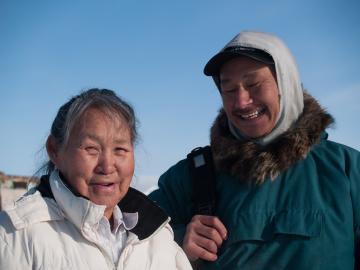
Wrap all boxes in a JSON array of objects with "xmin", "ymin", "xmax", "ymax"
[{"xmin": 45, "ymin": 88, "xmax": 138, "ymax": 175}]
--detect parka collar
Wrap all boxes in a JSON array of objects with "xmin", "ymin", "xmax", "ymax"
[
  {"xmin": 210, "ymin": 92, "xmax": 334, "ymax": 184},
  {"xmin": 37, "ymin": 171, "xmax": 169, "ymax": 240}
]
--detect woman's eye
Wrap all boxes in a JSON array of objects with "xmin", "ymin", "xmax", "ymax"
[
  {"xmin": 114, "ymin": 148, "xmax": 126, "ymax": 155},
  {"xmin": 86, "ymin": 146, "xmax": 99, "ymax": 154}
]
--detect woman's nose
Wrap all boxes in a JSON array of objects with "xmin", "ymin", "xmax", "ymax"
[{"xmin": 96, "ymin": 151, "xmax": 116, "ymax": 175}]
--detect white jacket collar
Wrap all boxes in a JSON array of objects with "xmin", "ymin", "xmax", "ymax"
[
  {"xmin": 6, "ymin": 171, "xmax": 169, "ymax": 241},
  {"xmin": 49, "ymin": 170, "xmax": 107, "ymax": 232}
]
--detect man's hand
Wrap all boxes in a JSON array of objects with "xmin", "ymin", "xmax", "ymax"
[{"xmin": 182, "ymin": 215, "xmax": 227, "ymax": 262}]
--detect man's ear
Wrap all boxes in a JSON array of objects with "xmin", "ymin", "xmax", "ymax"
[{"xmin": 46, "ymin": 135, "xmax": 59, "ymax": 166}]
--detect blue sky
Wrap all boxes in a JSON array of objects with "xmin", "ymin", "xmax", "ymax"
[{"xmin": 1, "ymin": 0, "xmax": 359, "ymax": 192}]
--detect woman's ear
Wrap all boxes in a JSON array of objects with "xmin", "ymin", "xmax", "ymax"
[{"xmin": 46, "ymin": 135, "xmax": 59, "ymax": 166}]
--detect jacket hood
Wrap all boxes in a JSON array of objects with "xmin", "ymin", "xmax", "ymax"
[
  {"xmin": 210, "ymin": 92, "xmax": 334, "ymax": 184},
  {"xmin": 205, "ymin": 31, "xmax": 304, "ymax": 145}
]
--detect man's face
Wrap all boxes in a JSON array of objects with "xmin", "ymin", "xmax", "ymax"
[{"xmin": 219, "ymin": 56, "xmax": 280, "ymax": 139}]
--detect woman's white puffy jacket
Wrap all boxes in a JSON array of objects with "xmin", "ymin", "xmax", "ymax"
[{"xmin": 0, "ymin": 173, "xmax": 192, "ymax": 270}]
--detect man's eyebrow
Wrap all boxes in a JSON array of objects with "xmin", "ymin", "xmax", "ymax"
[
  {"xmin": 243, "ymin": 71, "xmax": 258, "ymax": 78},
  {"xmin": 220, "ymin": 70, "xmax": 259, "ymax": 84},
  {"xmin": 220, "ymin": 78, "xmax": 230, "ymax": 84}
]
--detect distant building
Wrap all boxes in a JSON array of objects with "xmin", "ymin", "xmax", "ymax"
[
  {"xmin": 0, "ymin": 171, "xmax": 38, "ymax": 210},
  {"xmin": 0, "ymin": 171, "xmax": 156, "ymax": 209}
]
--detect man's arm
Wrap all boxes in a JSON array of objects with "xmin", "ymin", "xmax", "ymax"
[
  {"xmin": 148, "ymin": 159, "xmax": 194, "ymax": 245},
  {"xmin": 148, "ymin": 159, "xmax": 227, "ymax": 262},
  {"xmin": 348, "ymin": 149, "xmax": 360, "ymax": 269}
]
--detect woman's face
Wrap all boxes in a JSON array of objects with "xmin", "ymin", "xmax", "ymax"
[{"xmin": 49, "ymin": 107, "xmax": 134, "ymax": 219}]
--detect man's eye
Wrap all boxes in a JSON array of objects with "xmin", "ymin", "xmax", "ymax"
[
  {"xmin": 222, "ymin": 88, "xmax": 236, "ymax": 95},
  {"xmin": 246, "ymin": 81, "xmax": 260, "ymax": 88}
]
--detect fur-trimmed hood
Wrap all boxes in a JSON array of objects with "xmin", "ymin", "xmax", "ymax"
[{"xmin": 210, "ymin": 93, "xmax": 334, "ymax": 184}]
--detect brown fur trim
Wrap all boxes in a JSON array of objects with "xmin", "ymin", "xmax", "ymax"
[{"xmin": 210, "ymin": 92, "xmax": 334, "ymax": 184}]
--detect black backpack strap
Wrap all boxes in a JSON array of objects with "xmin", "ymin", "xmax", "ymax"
[{"xmin": 187, "ymin": 146, "xmax": 216, "ymax": 215}]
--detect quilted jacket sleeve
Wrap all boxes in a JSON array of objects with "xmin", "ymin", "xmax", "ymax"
[
  {"xmin": 175, "ymin": 244, "xmax": 193, "ymax": 270},
  {"xmin": 0, "ymin": 213, "xmax": 32, "ymax": 270}
]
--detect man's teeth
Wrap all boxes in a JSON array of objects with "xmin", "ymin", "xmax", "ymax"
[{"xmin": 241, "ymin": 110, "xmax": 260, "ymax": 119}]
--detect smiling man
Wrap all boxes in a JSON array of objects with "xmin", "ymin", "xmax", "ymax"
[
  {"xmin": 149, "ymin": 31, "xmax": 360, "ymax": 270},
  {"xmin": 219, "ymin": 56, "xmax": 280, "ymax": 139}
]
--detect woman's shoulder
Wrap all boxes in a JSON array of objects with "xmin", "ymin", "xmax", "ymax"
[
  {"xmin": 141, "ymin": 223, "xmax": 191, "ymax": 265},
  {"xmin": 1, "ymin": 190, "xmax": 63, "ymax": 232}
]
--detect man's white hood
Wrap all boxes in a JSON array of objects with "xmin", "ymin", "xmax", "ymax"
[{"xmin": 205, "ymin": 31, "xmax": 304, "ymax": 145}]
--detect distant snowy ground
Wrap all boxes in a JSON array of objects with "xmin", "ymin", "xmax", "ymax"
[{"xmin": 131, "ymin": 175, "xmax": 159, "ymax": 195}]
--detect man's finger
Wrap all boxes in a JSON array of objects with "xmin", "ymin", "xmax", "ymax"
[
  {"xmin": 195, "ymin": 215, "xmax": 228, "ymax": 240},
  {"xmin": 183, "ymin": 240, "xmax": 218, "ymax": 262}
]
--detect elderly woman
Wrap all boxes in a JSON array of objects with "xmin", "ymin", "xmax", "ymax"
[{"xmin": 0, "ymin": 89, "xmax": 192, "ymax": 270}]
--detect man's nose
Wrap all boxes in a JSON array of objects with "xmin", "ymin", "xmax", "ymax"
[{"xmin": 234, "ymin": 87, "xmax": 253, "ymax": 108}]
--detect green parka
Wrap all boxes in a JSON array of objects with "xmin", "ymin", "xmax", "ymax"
[{"xmin": 149, "ymin": 94, "xmax": 360, "ymax": 270}]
